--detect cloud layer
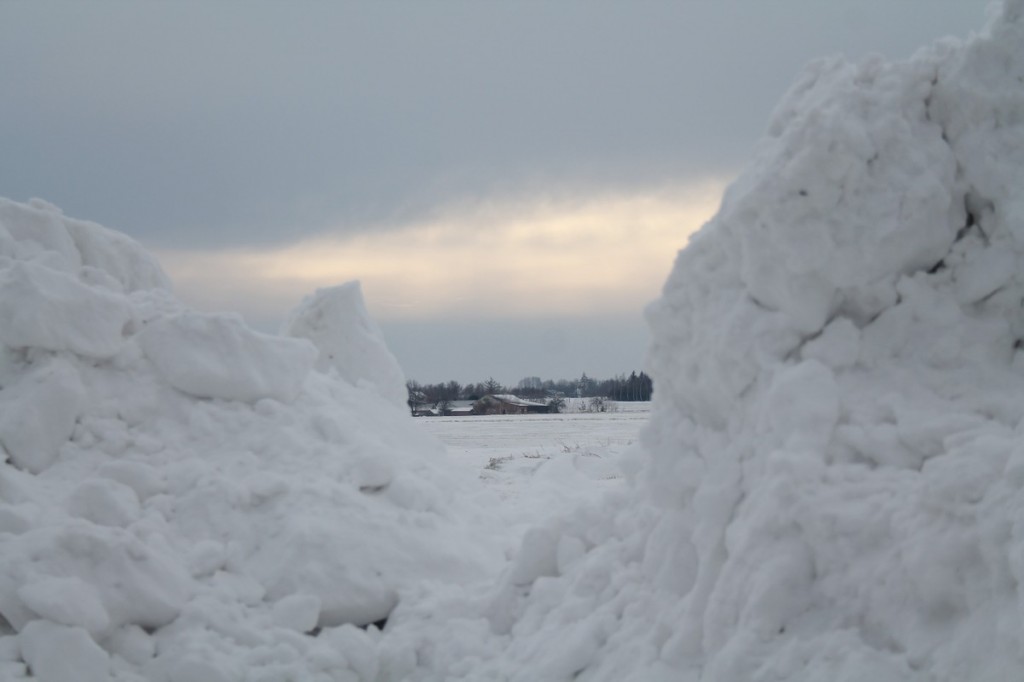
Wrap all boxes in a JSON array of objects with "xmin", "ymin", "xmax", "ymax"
[
  {"xmin": 0, "ymin": 3, "xmax": 990, "ymax": 250},
  {"xmin": 158, "ymin": 181, "xmax": 726, "ymax": 329}
]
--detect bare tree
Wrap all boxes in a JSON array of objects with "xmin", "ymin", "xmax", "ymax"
[
  {"xmin": 406, "ymin": 380, "xmax": 426, "ymax": 416},
  {"xmin": 436, "ymin": 380, "xmax": 462, "ymax": 416}
]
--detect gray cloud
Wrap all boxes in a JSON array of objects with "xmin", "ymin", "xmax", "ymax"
[{"xmin": 0, "ymin": 1, "xmax": 991, "ymax": 249}]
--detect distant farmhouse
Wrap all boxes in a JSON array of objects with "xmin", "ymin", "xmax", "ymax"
[
  {"xmin": 412, "ymin": 394, "xmax": 551, "ymax": 417},
  {"xmin": 472, "ymin": 394, "xmax": 550, "ymax": 415},
  {"xmin": 448, "ymin": 400, "xmax": 476, "ymax": 416}
]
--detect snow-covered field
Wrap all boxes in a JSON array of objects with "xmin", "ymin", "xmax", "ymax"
[{"xmin": 418, "ymin": 404, "xmax": 649, "ymax": 537}]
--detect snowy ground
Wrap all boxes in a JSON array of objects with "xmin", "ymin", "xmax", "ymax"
[{"xmin": 416, "ymin": 402, "xmax": 649, "ymax": 547}]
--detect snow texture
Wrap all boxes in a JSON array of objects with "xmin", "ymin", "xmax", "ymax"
[
  {"xmin": 381, "ymin": 3, "xmax": 1024, "ymax": 680},
  {"xmin": 0, "ymin": 198, "xmax": 500, "ymax": 680}
]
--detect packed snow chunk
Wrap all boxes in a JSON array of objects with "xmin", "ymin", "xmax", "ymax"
[
  {"xmin": 0, "ymin": 198, "xmax": 81, "ymax": 271},
  {"xmin": 641, "ymin": 511, "xmax": 698, "ymax": 596},
  {"xmin": 0, "ymin": 636, "xmax": 19, "ymax": 661},
  {"xmin": 555, "ymin": 535, "xmax": 588, "ymax": 575},
  {"xmin": 0, "ymin": 198, "xmax": 170, "ymax": 293},
  {"xmin": 185, "ymin": 540, "xmax": 226, "ymax": 578},
  {"xmin": 351, "ymin": 456, "xmax": 393, "ymax": 493},
  {"xmin": 952, "ymin": 246, "xmax": 1016, "ymax": 305},
  {"xmin": 756, "ymin": 359, "xmax": 839, "ymax": 452},
  {"xmin": 0, "ymin": 260, "xmax": 131, "ymax": 359},
  {"xmin": 284, "ymin": 281, "xmax": 408, "ymax": 410},
  {"xmin": 800, "ymin": 316, "xmax": 861, "ymax": 369},
  {"xmin": 0, "ymin": 525, "xmax": 191, "ymax": 633},
  {"xmin": 734, "ymin": 60, "xmax": 958, "ymax": 331},
  {"xmin": 270, "ymin": 593, "xmax": 322, "ymax": 633},
  {"xmin": 65, "ymin": 478, "xmax": 141, "ymax": 528},
  {"xmin": 18, "ymin": 620, "xmax": 109, "ymax": 682},
  {"xmin": 164, "ymin": 657, "xmax": 240, "ymax": 682},
  {"xmin": 524, "ymin": 622, "xmax": 603, "ymax": 681},
  {"xmin": 96, "ymin": 461, "xmax": 165, "ymax": 500},
  {"xmin": 17, "ymin": 577, "xmax": 110, "ymax": 636},
  {"xmin": 0, "ymin": 357, "xmax": 84, "ymax": 474},
  {"xmin": 318, "ymin": 625, "xmax": 381, "ymax": 681},
  {"xmin": 106, "ymin": 624, "xmax": 155, "ymax": 666},
  {"xmin": 0, "ymin": 505, "xmax": 31, "ymax": 535},
  {"xmin": 248, "ymin": 520, "xmax": 400, "ymax": 628},
  {"xmin": 62, "ymin": 215, "xmax": 171, "ymax": 293},
  {"xmin": 508, "ymin": 527, "xmax": 561, "ymax": 586},
  {"xmin": 138, "ymin": 310, "xmax": 317, "ymax": 403}
]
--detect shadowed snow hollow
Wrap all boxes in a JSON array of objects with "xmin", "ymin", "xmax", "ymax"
[
  {"xmin": 0, "ymin": 198, "xmax": 500, "ymax": 681},
  {"xmin": 380, "ymin": 3, "xmax": 1024, "ymax": 681}
]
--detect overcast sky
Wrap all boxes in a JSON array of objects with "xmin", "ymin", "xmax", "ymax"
[{"xmin": 0, "ymin": 2, "xmax": 993, "ymax": 385}]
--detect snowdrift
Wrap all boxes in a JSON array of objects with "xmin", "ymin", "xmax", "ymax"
[
  {"xmin": 383, "ymin": 3, "xmax": 1024, "ymax": 680},
  {"xmin": 0, "ymin": 199, "xmax": 500, "ymax": 681}
]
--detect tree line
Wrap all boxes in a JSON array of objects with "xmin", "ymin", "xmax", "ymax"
[{"xmin": 406, "ymin": 371, "xmax": 653, "ymax": 415}]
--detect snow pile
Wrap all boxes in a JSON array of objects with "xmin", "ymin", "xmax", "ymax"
[
  {"xmin": 0, "ymin": 198, "xmax": 498, "ymax": 681},
  {"xmin": 284, "ymin": 281, "xmax": 409, "ymax": 410},
  {"xmin": 382, "ymin": 3, "xmax": 1024, "ymax": 680}
]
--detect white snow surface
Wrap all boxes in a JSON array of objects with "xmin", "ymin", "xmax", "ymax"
[
  {"xmin": 0, "ymin": 198, "xmax": 501, "ymax": 680},
  {"xmin": 381, "ymin": 4, "xmax": 1024, "ymax": 681},
  {"xmin": 418, "ymin": 406, "xmax": 646, "ymax": 546}
]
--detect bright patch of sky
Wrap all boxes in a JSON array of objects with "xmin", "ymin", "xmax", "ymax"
[
  {"xmin": 0, "ymin": 1, "xmax": 993, "ymax": 383},
  {"xmin": 157, "ymin": 182, "xmax": 724, "ymax": 322}
]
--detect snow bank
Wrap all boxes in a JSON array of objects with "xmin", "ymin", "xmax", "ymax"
[
  {"xmin": 0, "ymin": 198, "xmax": 499, "ymax": 680},
  {"xmin": 382, "ymin": 3, "xmax": 1024, "ymax": 680}
]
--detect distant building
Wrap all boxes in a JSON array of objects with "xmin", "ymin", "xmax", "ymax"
[
  {"xmin": 473, "ymin": 394, "xmax": 550, "ymax": 415},
  {"xmin": 447, "ymin": 400, "xmax": 477, "ymax": 416},
  {"xmin": 412, "ymin": 399, "xmax": 475, "ymax": 417}
]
